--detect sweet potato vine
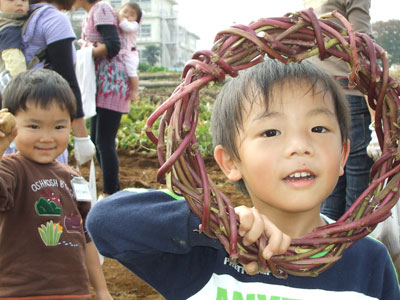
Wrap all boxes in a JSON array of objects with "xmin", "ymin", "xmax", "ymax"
[{"xmin": 145, "ymin": 8, "xmax": 400, "ymax": 279}]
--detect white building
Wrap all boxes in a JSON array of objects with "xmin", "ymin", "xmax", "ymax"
[{"xmin": 70, "ymin": 0, "xmax": 199, "ymax": 69}]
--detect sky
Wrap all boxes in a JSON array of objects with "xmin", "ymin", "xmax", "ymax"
[{"xmin": 175, "ymin": 0, "xmax": 400, "ymax": 51}]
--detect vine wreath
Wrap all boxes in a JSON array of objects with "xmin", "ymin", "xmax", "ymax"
[{"xmin": 145, "ymin": 8, "xmax": 400, "ymax": 278}]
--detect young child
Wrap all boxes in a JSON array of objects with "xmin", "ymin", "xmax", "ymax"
[
  {"xmin": 116, "ymin": 2, "xmax": 142, "ymax": 102},
  {"xmin": 85, "ymin": 60, "xmax": 400, "ymax": 299},
  {"xmin": 0, "ymin": 69, "xmax": 112, "ymax": 299},
  {"xmin": 0, "ymin": 0, "xmax": 28, "ymax": 94}
]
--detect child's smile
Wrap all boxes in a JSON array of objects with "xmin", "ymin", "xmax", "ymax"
[
  {"xmin": 13, "ymin": 101, "xmax": 71, "ymax": 164},
  {"xmin": 229, "ymin": 80, "xmax": 350, "ymax": 235}
]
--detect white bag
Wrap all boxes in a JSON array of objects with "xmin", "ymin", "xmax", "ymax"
[
  {"xmin": 75, "ymin": 46, "xmax": 96, "ymax": 119},
  {"xmin": 370, "ymin": 202, "xmax": 400, "ymax": 275}
]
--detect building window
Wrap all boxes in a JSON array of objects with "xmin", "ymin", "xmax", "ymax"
[
  {"xmin": 135, "ymin": 0, "xmax": 151, "ymax": 12},
  {"xmin": 110, "ymin": 0, "xmax": 121, "ymax": 9},
  {"xmin": 140, "ymin": 24, "xmax": 151, "ymax": 37}
]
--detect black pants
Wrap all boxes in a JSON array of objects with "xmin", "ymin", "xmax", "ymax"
[{"xmin": 90, "ymin": 107, "xmax": 122, "ymax": 195}]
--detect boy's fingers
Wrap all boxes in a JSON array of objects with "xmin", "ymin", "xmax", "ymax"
[
  {"xmin": 242, "ymin": 261, "xmax": 259, "ymax": 275},
  {"xmin": 261, "ymin": 215, "xmax": 291, "ymax": 259},
  {"xmin": 234, "ymin": 206, "xmax": 254, "ymax": 236},
  {"xmin": 242, "ymin": 207, "xmax": 264, "ymax": 246}
]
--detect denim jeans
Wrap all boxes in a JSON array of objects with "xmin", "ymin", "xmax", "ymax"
[{"xmin": 321, "ymin": 94, "xmax": 374, "ymax": 220}]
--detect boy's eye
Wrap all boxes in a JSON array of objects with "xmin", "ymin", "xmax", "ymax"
[
  {"xmin": 28, "ymin": 125, "xmax": 39, "ymax": 129},
  {"xmin": 55, "ymin": 125, "xmax": 65, "ymax": 130},
  {"xmin": 262, "ymin": 129, "xmax": 280, "ymax": 137},
  {"xmin": 312, "ymin": 126, "xmax": 328, "ymax": 133}
]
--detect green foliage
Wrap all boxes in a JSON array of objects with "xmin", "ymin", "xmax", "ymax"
[
  {"xmin": 142, "ymin": 45, "xmax": 161, "ymax": 66},
  {"xmin": 138, "ymin": 62, "xmax": 170, "ymax": 73},
  {"xmin": 114, "ymin": 83, "xmax": 222, "ymax": 156},
  {"xmin": 117, "ymin": 99, "xmax": 160, "ymax": 152},
  {"xmin": 372, "ymin": 20, "xmax": 400, "ymax": 66}
]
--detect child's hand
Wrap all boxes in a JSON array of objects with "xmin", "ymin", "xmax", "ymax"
[
  {"xmin": 0, "ymin": 109, "xmax": 17, "ymax": 153},
  {"xmin": 235, "ymin": 206, "xmax": 291, "ymax": 275},
  {"xmin": 114, "ymin": 8, "xmax": 122, "ymax": 23},
  {"xmin": 129, "ymin": 90, "xmax": 139, "ymax": 103}
]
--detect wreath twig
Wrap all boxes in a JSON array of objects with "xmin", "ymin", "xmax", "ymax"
[{"xmin": 145, "ymin": 8, "xmax": 400, "ymax": 278}]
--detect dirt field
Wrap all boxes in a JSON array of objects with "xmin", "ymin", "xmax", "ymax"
[{"xmin": 77, "ymin": 150, "xmax": 249, "ymax": 299}]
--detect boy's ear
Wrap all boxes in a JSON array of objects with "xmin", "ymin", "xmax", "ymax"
[
  {"xmin": 339, "ymin": 139, "xmax": 351, "ymax": 176},
  {"xmin": 214, "ymin": 145, "xmax": 242, "ymax": 181}
]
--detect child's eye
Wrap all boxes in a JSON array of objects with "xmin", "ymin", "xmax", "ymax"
[
  {"xmin": 262, "ymin": 129, "xmax": 281, "ymax": 137},
  {"xmin": 28, "ymin": 125, "xmax": 39, "ymax": 129},
  {"xmin": 312, "ymin": 126, "xmax": 328, "ymax": 133},
  {"xmin": 55, "ymin": 125, "xmax": 65, "ymax": 130}
]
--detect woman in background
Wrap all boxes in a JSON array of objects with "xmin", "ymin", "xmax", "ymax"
[{"xmin": 73, "ymin": 0, "xmax": 131, "ymax": 198}]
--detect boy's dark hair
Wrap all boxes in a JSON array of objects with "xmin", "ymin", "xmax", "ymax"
[
  {"xmin": 29, "ymin": 0, "xmax": 75, "ymax": 10},
  {"xmin": 122, "ymin": 2, "xmax": 143, "ymax": 22},
  {"xmin": 211, "ymin": 59, "xmax": 350, "ymax": 194},
  {"xmin": 2, "ymin": 69, "xmax": 77, "ymax": 120}
]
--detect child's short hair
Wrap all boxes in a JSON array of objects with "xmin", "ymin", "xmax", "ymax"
[
  {"xmin": 122, "ymin": 2, "xmax": 143, "ymax": 22},
  {"xmin": 211, "ymin": 59, "xmax": 350, "ymax": 194},
  {"xmin": 2, "ymin": 69, "xmax": 76, "ymax": 120},
  {"xmin": 29, "ymin": 0, "xmax": 75, "ymax": 10}
]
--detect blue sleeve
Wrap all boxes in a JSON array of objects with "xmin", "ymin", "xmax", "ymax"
[
  {"xmin": 86, "ymin": 189, "xmax": 221, "ymax": 297},
  {"xmin": 0, "ymin": 27, "xmax": 23, "ymax": 51}
]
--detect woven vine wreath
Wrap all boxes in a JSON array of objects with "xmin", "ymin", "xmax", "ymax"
[{"xmin": 145, "ymin": 8, "xmax": 400, "ymax": 278}]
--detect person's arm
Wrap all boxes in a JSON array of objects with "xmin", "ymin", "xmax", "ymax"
[
  {"xmin": 92, "ymin": 24, "xmax": 121, "ymax": 59},
  {"xmin": 46, "ymin": 39, "xmax": 92, "ymax": 141},
  {"xmin": 86, "ymin": 189, "xmax": 222, "ymax": 295},
  {"xmin": 119, "ymin": 19, "xmax": 139, "ymax": 33},
  {"xmin": 345, "ymin": 0, "xmax": 373, "ymax": 36},
  {"xmin": 46, "ymin": 38, "xmax": 84, "ymax": 120},
  {"xmin": 85, "ymin": 241, "xmax": 113, "ymax": 300}
]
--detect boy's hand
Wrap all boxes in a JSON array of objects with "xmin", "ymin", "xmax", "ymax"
[
  {"xmin": 235, "ymin": 206, "xmax": 291, "ymax": 275},
  {"xmin": 0, "ymin": 109, "xmax": 17, "ymax": 154}
]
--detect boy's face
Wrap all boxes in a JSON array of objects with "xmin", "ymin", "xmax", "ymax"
[
  {"xmin": 14, "ymin": 100, "xmax": 72, "ymax": 164},
  {"xmin": 0, "ymin": 0, "xmax": 29, "ymax": 14},
  {"xmin": 120, "ymin": 5, "xmax": 138, "ymax": 22},
  {"xmin": 217, "ymin": 81, "xmax": 349, "ymax": 217}
]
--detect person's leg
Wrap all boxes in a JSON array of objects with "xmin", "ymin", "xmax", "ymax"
[
  {"xmin": 344, "ymin": 95, "xmax": 374, "ymax": 212},
  {"xmin": 322, "ymin": 94, "xmax": 374, "ymax": 220},
  {"xmin": 90, "ymin": 114, "xmax": 101, "ymax": 169},
  {"xmin": 321, "ymin": 173, "xmax": 346, "ymax": 220},
  {"xmin": 94, "ymin": 107, "xmax": 122, "ymax": 196}
]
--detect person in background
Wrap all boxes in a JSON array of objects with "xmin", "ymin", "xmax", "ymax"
[
  {"xmin": 116, "ymin": 1, "xmax": 142, "ymax": 102},
  {"xmin": 117, "ymin": 2, "xmax": 143, "ymax": 101},
  {"xmin": 0, "ymin": 0, "xmax": 28, "ymax": 94},
  {"xmin": 85, "ymin": 60, "xmax": 399, "ymax": 299},
  {"xmin": 22, "ymin": 0, "xmax": 95, "ymax": 165},
  {"xmin": 307, "ymin": 0, "xmax": 375, "ymax": 220},
  {"xmin": 73, "ymin": 0, "xmax": 131, "ymax": 199},
  {"xmin": 0, "ymin": 69, "xmax": 112, "ymax": 299}
]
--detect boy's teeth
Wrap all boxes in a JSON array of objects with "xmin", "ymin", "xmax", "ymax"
[{"xmin": 289, "ymin": 172, "xmax": 311, "ymax": 178}]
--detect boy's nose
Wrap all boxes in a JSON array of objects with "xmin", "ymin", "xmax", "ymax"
[{"xmin": 285, "ymin": 135, "xmax": 314, "ymax": 157}]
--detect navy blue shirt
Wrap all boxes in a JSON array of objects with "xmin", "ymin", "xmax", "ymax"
[{"xmin": 87, "ymin": 189, "xmax": 400, "ymax": 300}]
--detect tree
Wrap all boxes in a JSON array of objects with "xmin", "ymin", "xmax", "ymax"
[
  {"xmin": 142, "ymin": 45, "xmax": 161, "ymax": 66},
  {"xmin": 372, "ymin": 20, "xmax": 400, "ymax": 67}
]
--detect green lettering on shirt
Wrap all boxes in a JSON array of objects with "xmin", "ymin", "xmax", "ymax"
[
  {"xmin": 233, "ymin": 291, "xmax": 255, "ymax": 300},
  {"xmin": 216, "ymin": 287, "xmax": 228, "ymax": 300},
  {"xmin": 216, "ymin": 287, "xmax": 302, "ymax": 300}
]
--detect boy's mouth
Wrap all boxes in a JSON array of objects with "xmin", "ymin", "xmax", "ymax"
[{"xmin": 283, "ymin": 171, "xmax": 315, "ymax": 181}]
